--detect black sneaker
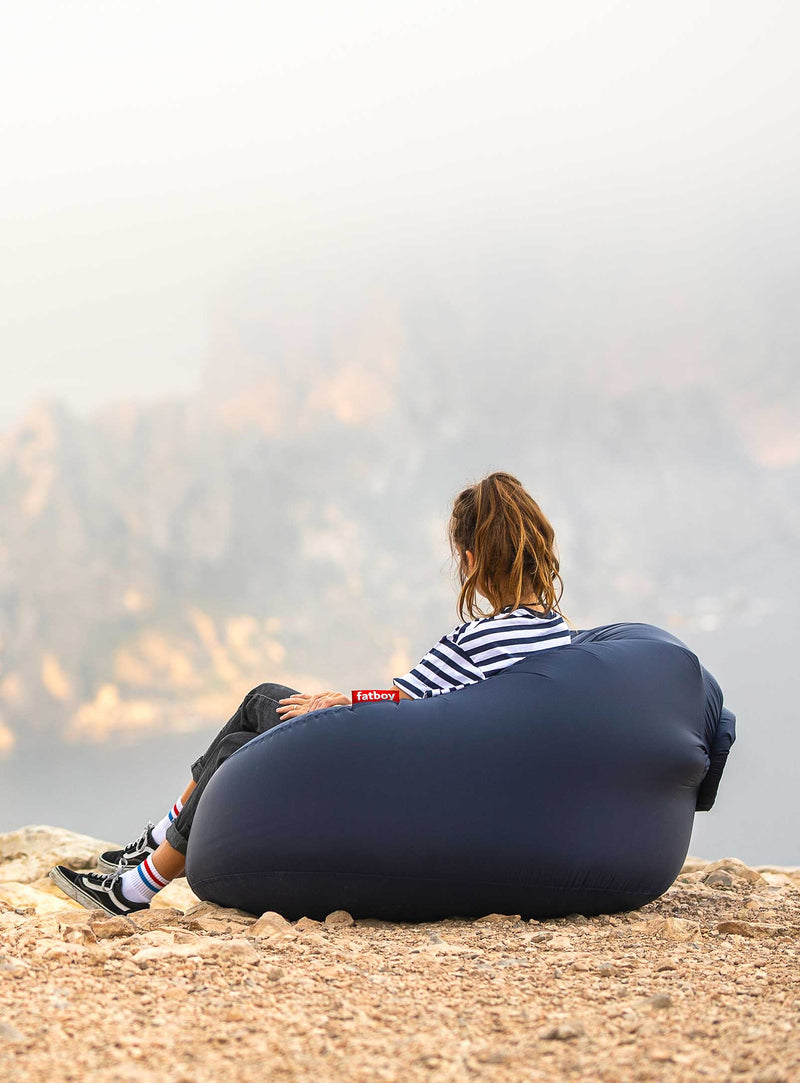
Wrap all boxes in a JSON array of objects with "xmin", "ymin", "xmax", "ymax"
[
  {"xmin": 48, "ymin": 865, "xmax": 149, "ymax": 916},
  {"xmin": 96, "ymin": 822, "xmax": 158, "ymax": 874}
]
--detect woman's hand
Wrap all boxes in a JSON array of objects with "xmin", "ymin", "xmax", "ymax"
[
  {"xmin": 276, "ymin": 691, "xmax": 350, "ymax": 720},
  {"xmin": 276, "ymin": 692, "xmax": 312, "ymax": 721},
  {"xmin": 307, "ymin": 691, "xmax": 350, "ymax": 712}
]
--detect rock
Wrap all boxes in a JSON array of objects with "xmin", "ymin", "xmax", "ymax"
[
  {"xmin": 760, "ymin": 873, "xmax": 797, "ymax": 889},
  {"xmin": 0, "ymin": 955, "xmax": 27, "ymax": 974},
  {"xmin": 642, "ymin": 993, "xmax": 672, "ymax": 1010},
  {"xmin": 182, "ymin": 902, "xmax": 256, "ymax": 924},
  {"xmin": 718, "ymin": 920, "xmax": 761, "ymax": 938},
  {"xmin": 252, "ymin": 914, "xmax": 292, "ymax": 931},
  {"xmin": 59, "ymin": 923, "xmax": 98, "ymax": 945},
  {"xmin": 50, "ymin": 909, "xmax": 96, "ymax": 944},
  {"xmin": 0, "ymin": 911, "xmax": 29, "ymax": 933},
  {"xmin": 131, "ymin": 944, "xmax": 191, "ymax": 967},
  {"xmin": 324, "ymin": 910, "xmax": 355, "ymax": 927},
  {"xmin": 250, "ymin": 911, "xmax": 296, "ymax": 939},
  {"xmin": 172, "ymin": 929, "xmax": 204, "ymax": 945},
  {"xmin": 717, "ymin": 920, "xmax": 794, "ymax": 939},
  {"xmin": 295, "ymin": 917, "xmax": 323, "ymax": 932},
  {"xmin": 473, "ymin": 913, "xmax": 522, "ymax": 925},
  {"xmin": 752, "ymin": 867, "xmax": 800, "ymax": 895},
  {"xmin": 153, "ymin": 879, "xmax": 199, "ymax": 912},
  {"xmin": 134, "ymin": 929, "xmax": 182, "ymax": 948},
  {"xmin": 420, "ymin": 941, "xmax": 481, "ymax": 957},
  {"xmin": 133, "ymin": 927, "xmax": 200, "ymax": 948},
  {"xmin": 266, "ymin": 965, "xmax": 284, "ymax": 981},
  {"xmin": 186, "ymin": 917, "xmax": 243, "ymax": 935},
  {"xmin": 539, "ymin": 1020, "xmax": 585, "ymax": 1040},
  {"xmin": 679, "ymin": 855, "xmax": 710, "ymax": 874},
  {"xmin": 704, "ymin": 869, "xmax": 737, "ymax": 888},
  {"xmin": 634, "ymin": 916, "xmax": 702, "ymax": 942},
  {"xmin": 53, "ymin": 909, "xmax": 94, "ymax": 927},
  {"xmin": 220, "ymin": 1006, "xmax": 248, "ymax": 1022},
  {"xmin": 0, "ymin": 826, "xmax": 117, "ymax": 885},
  {"xmin": 33, "ymin": 940, "xmax": 106, "ymax": 965},
  {"xmin": 619, "ymin": 1013, "xmax": 641, "ymax": 1034},
  {"xmin": 29, "ymin": 875, "xmax": 89, "ymax": 901},
  {"xmin": 543, "ymin": 934, "xmax": 574, "ymax": 951},
  {"xmin": 699, "ymin": 858, "xmax": 768, "ymax": 889},
  {"xmin": 476, "ymin": 1050, "xmax": 509, "ymax": 1064},
  {"xmin": 88, "ymin": 914, "xmax": 136, "ymax": 939},
  {"xmin": 0, "ymin": 881, "xmax": 82, "ymax": 915},
  {"xmin": 129, "ymin": 908, "xmax": 185, "ymax": 931},
  {"xmin": 649, "ymin": 1049, "xmax": 674, "ymax": 1063},
  {"xmin": 0, "ymin": 1021, "xmax": 25, "ymax": 1042},
  {"xmin": 132, "ymin": 938, "xmax": 259, "ymax": 968}
]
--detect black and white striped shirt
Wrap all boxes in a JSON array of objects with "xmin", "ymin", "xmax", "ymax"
[{"xmin": 393, "ymin": 604, "xmax": 573, "ymax": 699}]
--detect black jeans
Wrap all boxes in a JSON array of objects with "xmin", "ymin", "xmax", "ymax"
[{"xmin": 165, "ymin": 681, "xmax": 300, "ymax": 856}]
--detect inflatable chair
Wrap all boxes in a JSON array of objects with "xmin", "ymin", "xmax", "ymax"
[{"xmin": 185, "ymin": 621, "xmax": 736, "ymax": 920}]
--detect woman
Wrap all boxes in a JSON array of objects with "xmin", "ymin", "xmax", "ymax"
[{"xmin": 50, "ymin": 471, "xmax": 574, "ymax": 915}]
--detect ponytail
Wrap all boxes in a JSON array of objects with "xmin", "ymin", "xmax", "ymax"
[{"xmin": 448, "ymin": 471, "xmax": 571, "ymax": 624}]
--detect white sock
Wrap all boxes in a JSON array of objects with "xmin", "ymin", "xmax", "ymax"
[
  {"xmin": 120, "ymin": 856, "xmax": 171, "ymax": 904},
  {"xmin": 151, "ymin": 797, "xmax": 184, "ymax": 846}
]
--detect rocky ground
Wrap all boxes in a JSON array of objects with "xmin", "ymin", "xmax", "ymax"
[{"xmin": 0, "ymin": 827, "xmax": 798, "ymax": 1082}]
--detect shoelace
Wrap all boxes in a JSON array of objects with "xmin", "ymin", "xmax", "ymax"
[
  {"xmin": 86, "ymin": 868, "xmax": 122, "ymax": 890},
  {"xmin": 125, "ymin": 822, "xmax": 155, "ymax": 856}
]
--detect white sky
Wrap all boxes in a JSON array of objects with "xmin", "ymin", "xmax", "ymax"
[{"xmin": 1, "ymin": 0, "xmax": 798, "ymax": 427}]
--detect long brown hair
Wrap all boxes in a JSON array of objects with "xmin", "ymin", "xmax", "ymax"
[{"xmin": 448, "ymin": 471, "xmax": 572, "ymax": 624}]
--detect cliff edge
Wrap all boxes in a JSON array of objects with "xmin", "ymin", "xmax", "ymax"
[{"xmin": 1, "ymin": 826, "xmax": 798, "ymax": 1082}]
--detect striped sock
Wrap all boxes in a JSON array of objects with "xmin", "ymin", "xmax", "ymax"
[
  {"xmin": 120, "ymin": 856, "xmax": 171, "ymax": 904},
  {"xmin": 151, "ymin": 797, "xmax": 184, "ymax": 846}
]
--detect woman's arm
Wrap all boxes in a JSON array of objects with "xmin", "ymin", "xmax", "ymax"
[{"xmin": 278, "ymin": 686, "xmax": 412, "ymax": 720}]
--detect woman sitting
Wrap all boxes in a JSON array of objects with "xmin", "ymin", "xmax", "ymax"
[{"xmin": 50, "ymin": 470, "xmax": 575, "ymax": 915}]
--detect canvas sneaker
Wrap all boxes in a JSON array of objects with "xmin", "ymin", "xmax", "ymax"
[
  {"xmin": 96, "ymin": 822, "xmax": 159, "ymax": 874},
  {"xmin": 48, "ymin": 865, "xmax": 149, "ymax": 916}
]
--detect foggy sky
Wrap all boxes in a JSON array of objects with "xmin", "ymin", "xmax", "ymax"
[
  {"xmin": 2, "ymin": 3, "xmax": 800, "ymax": 863},
  {"xmin": 2, "ymin": 1, "xmax": 799, "ymax": 429}
]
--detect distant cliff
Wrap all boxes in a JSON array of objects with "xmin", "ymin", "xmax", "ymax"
[{"xmin": 0, "ymin": 374, "xmax": 796, "ymax": 752}]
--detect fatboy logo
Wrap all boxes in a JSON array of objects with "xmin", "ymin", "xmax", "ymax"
[{"xmin": 351, "ymin": 689, "xmax": 400, "ymax": 703}]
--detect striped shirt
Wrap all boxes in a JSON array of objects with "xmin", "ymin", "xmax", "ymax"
[{"xmin": 393, "ymin": 604, "xmax": 573, "ymax": 699}]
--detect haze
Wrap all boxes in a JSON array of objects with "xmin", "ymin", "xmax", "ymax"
[
  {"xmin": 2, "ymin": 1, "xmax": 798, "ymax": 423},
  {"xmin": 1, "ymin": 2, "xmax": 798, "ymax": 863}
]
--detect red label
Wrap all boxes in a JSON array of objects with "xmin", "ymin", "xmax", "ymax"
[{"xmin": 351, "ymin": 689, "xmax": 400, "ymax": 704}]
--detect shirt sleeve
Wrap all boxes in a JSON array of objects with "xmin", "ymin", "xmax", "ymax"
[{"xmin": 392, "ymin": 624, "xmax": 487, "ymax": 699}]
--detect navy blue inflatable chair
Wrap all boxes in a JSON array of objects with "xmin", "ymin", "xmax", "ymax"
[{"xmin": 186, "ymin": 621, "xmax": 735, "ymax": 921}]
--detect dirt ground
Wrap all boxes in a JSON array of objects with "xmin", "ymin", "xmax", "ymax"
[{"xmin": 1, "ymin": 828, "xmax": 798, "ymax": 1082}]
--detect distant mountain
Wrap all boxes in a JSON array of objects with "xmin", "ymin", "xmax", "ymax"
[{"xmin": 0, "ymin": 370, "xmax": 797, "ymax": 755}]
